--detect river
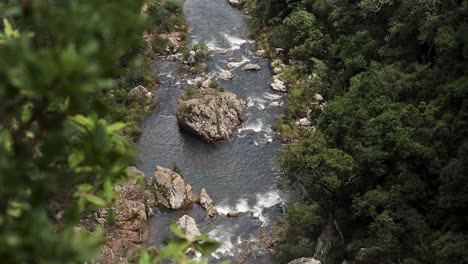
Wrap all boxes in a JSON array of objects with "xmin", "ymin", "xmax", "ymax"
[{"xmin": 135, "ymin": 0, "xmax": 286, "ymax": 262}]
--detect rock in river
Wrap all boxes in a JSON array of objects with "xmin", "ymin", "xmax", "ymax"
[
  {"xmin": 219, "ymin": 69, "xmax": 235, "ymax": 80},
  {"xmin": 243, "ymin": 63, "xmax": 261, "ymax": 71},
  {"xmin": 177, "ymin": 87, "xmax": 246, "ymax": 142},
  {"xmin": 177, "ymin": 215, "xmax": 201, "ymax": 241},
  {"xmin": 199, "ymin": 188, "xmax": 219, "ymax": 218},
  {"xmin": 271, "ymin": 79, "xmax": 287, "ymax": 92},
  {"xmin": 149, "ymin": 166, "xmax": 198, "ymax": 210}
]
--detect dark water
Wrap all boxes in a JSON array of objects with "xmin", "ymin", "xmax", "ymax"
[{"xmin": 135, "ymin": 0, "xmax": 286, "ymax": 261}]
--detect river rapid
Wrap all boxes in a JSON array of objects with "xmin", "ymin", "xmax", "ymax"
[{"xmin": 135, "ymin": 0, "xmax": 287, "ymax": 262}]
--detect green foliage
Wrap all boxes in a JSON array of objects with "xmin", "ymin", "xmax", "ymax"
[
  {"xmin": 248, "ymin": 0, "xmax": 468, "ymax": 263},
  {"xmin": 147, "ymin": 0, "xmax": 185, "ymax": 34}
]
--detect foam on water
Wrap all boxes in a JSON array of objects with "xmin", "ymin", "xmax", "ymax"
[
  {"xmin": 253, "ymin": 190, "xmax": 283, "ymax": 226},
  {"xmin": 223, "ymin": 33, "xmax": 248, "ymax": 50},
  {"xmin": 237, "ymin": 119, "xmax": 264, "ymax": 133},
  {"xmin": 208, "ymin": 226, "xmax": 235, "ymax": 258},
  {"xmin": 263, "ymin": 92, "xmax": 284, "ymax": 100}
]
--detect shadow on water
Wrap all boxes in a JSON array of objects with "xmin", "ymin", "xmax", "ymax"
[{"xmin": 135, "ymin": 0, "xmax": 287, "ymax": 261}]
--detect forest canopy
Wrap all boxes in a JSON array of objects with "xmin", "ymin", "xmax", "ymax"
[{"xmin": 246, "ymin": 0, "xmax": 468, "ymax": 263}]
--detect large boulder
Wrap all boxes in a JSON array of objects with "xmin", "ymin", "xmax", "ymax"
[
  {"xmin": 288, "ymin": 258, "xmax": 321, "ymax": 264},
  {"xmin": 149, "ymin": 166, "xmax": 198, "ymax": 209},
  {"xmin": 177, "ymin": 87, "xmax": 246, "ymax": 142},
  {"xmin": 177, "ymin": 215, "xmax": 201, "ymax": 241},
  {"xmin": 199, "ymin": 188, "xmax": 219, "ymax": 218}
]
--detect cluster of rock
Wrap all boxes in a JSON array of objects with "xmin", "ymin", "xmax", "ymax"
[
  {"xmin": 270, "ymin": 59, "xmax": 287, "ymax": 92},
  {"xmin": 80, "ymin": 167, "xmax": 157, "ymax": 263},
  {"xmin": 177, "ymin": 84, "xmax": 246, "ymax": 142}
]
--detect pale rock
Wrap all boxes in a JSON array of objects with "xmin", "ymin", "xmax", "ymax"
[
  {"xmin": 199, "ymin": 188, "xmax": 219, "ymax": 218},
  {"xmin": 130, "ymin": 85, "xmax": 148, "ymax": 95},
  {"xmin": 271, "ymin": 79, "xmax": 287, "ymax": 92},
  {"xmin": 255, "ymin": 50, "xmax": 268, "ymax": 57},
  {"xmin": 218, "ymin": 48, "xmax": 233, "ymax": 55},
  {"xmin": 150, "ymin": 166, "xmax": 198, "ymax": 209},
  {"xmin": 177, "ymin": 88, "xmax": 246, "ymax": 142},
  {"xmin": 229, "ymin": 0, "xmax": 243, "ymax": 7},
  {"xmin": 227, "ymin": 211, "xmax": 241, "ymax": 218},
  {"xmin": 219, "ymin": 70, "xmax": 235, "ymax": 80},
  {"xmin": 145, "ymin": 92, "xmax": 154, "ymax": 98},
  {"xmin": 243, "ymin": 63, "xmax": 261, "ymax": 71},
  {"xmin": 228, "ymin": 57, "xmax": 242, "ymax": 62},
  {"xmin": 314, "ymin": 93, "xmax": 324, "ymax": 102},
  {"xmin": 269, "ymin": 101, "xmax": 280, "ymax": 107},
  {"xmin": 202, "ymin": 79, "xmax": 212, "ymax": 89},
  {"xmin": 273, "ymin": 67, "xmax": 283, "ymax": 74},
  {"xmin": 296, "ymin": 118, "xmax": 312, "ymax": 127},
  {"xmin": 177, "ymin": 215, "xmax": 201, "ymax": 241}
]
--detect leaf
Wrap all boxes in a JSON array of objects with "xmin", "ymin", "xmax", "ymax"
[
  {"xmin": 169, "ymin": 224, "xmax": 187, "ymax": 239},
  {"xmin": 155, "ymin": 239, "xmax": 190, "ymax": 260},
  {"xmin": 3, "ymin": 19, "xmax": 20, "ymax": 39},
  {"xmin": 84, "ymin": 194, "xmax": 106, "ymax": 207},
  {"xmin": 103, "ymin": 178, "xmax": 114, "ymax": 202},
  {"xmin": 107, "ymin": 122, "xmax": 126, "ymax": 133},
  {"xmin": 139, "ymin": 248, "xmax": 150, "ymax": 264},
  {"xmin": 68, "ymin": 150, "xmax": 85, "ymax": 168},
  {"xmin": 193, "ymin": 234, "xmax": 221, "ymax": 256},
  {"xmin": 0, "ymin": 130, "xmax": 13, "ymax": 152}
]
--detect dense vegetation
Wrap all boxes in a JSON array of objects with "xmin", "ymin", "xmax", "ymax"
[
  {"xmin": 0, "ymin": 0, "xmax": 221, "ymax": 263},
  {"xmin": 246, "ymin": 0, "xmax": 468, "ymax": 263}
]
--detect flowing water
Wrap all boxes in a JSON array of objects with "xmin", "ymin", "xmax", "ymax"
[{"xmin": 135, "ymin": 0, "xmax": 286, "ymax": 261}]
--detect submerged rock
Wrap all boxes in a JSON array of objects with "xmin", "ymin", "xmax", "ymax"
[
  {"xmin": 288, "ymin": 258, "xmax": 321, "ymax": 264},
  {"xmin": 149, "ymin": 166, "xmax": 198, "ymax": 209},
  {"xmin": 177, "ymin": 215, "xmax": 201, "ymax": 241},
  {"xmin": 243, "ymin": 63, "xmax": 261, "ymax": 71},
  {"xmin": 199, "ymin": 188, "xmax": 219, "ymax": 218},
  {"xmin": 219, "ymin": 70, "xmax": 235, "ymax": 80},
  {"xmin": 177, "ymin": 87, "xmax": 246, "ymax": 142}
]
